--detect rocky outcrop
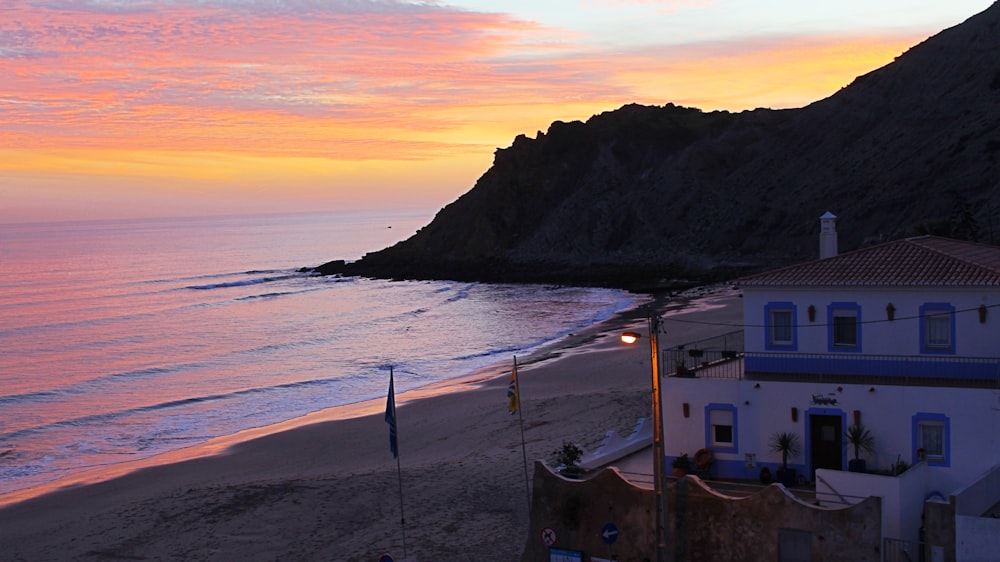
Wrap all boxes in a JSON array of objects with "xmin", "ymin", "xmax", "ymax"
[{"xmin": 319, "ymin": 3, "xmax": 1000, "ymax": 289}]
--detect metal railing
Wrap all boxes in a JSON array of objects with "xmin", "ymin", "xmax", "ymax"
[
  {"xmin": 663, "ymin": 330, "xmax": 745, "ymax": 379},
  {"xmin": 658, "ymin": 332, "xmax": 1000, "ymax": 387},
  {"xmin": 883, "ymin": 537, "xmax": 922, "ymax": 562}
]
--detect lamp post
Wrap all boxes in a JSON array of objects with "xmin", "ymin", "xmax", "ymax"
[{"xmin": 622, "ymin": 312, "xmax": 667, "ymax": 562}]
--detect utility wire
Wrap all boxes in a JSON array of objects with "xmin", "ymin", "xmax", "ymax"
[{"xmin": 661, "ymin": 301, "xmax": 1000, "ymax": 329}]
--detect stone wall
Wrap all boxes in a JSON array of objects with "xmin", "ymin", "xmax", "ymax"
[
  {"xmin": 675, "ymin": 477, "xmax": 881, "ymax": 561},
  {"xmin": 924, "ymin": 497, "xmax": 957, "ymax": 562},
  {"xmin": 522, "ymin": 462, "xmax": 654, "ymax": 562},
  {"xmin": 522, "ymin": 462, "xmax": 882, "ymax": 561}
]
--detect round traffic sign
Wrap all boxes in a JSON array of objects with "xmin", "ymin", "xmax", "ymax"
[{"xmin": 541, "ymin": 527, "xmax": 557, "ymax": 546}]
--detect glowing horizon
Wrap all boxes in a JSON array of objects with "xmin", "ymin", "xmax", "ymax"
[{"xmin": 0, "ymin": 0, "xmax": 992, "ymax": 223}]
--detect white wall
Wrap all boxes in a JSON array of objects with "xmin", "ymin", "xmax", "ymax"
[
  {"xmin": 743, "ymin": 287, "xmax": 999, "ymax": 357},
  {"xmin": 816, "ymin": 463, "xmax": 930, "ymax": 543},
  {"xmin": 953, "ymin": 464, "xmax": 1000, "ymax": 517},
  {"xmin": 956, "ymin": 516, "xmax": 1000, "ymax": 562},
  {"xmin": 662, "ymin": 377, "xmax": 1000, "ymax": 495},
  {"xmin": 949, "ymin": 464, "xmax": 1000, "ymax": 561}
]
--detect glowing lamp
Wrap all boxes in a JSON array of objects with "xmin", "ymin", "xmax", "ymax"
[{"xmin": 620, "ymin": 332, "xmax": 641, "ymax": 345}]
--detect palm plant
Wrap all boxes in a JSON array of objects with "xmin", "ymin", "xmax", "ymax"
[
  {"xmin": 845, "ymin": 423, "xmax": 875, "ymax": 472},
  {"xmin": 769, "ymin": 431, "xmax": 801, "ymax": 470},
  {"xmin": 845, "ymin": 423, "xmax": 875, "ymax": 460}
]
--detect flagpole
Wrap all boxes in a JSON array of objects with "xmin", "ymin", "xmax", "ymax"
[
  {"xmin": 514, "ymin": 356, "xmax": 531, "ymax": 512},
  {"xmin": 395, "ymin": 445, "xmax": 407, "ymax": 559},
  {"xmin": 386, "ymin": 366, "xmax": 407, "ymax": 558}
]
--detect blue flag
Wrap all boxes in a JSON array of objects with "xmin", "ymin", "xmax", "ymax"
[{"xmin": 386, "ymin": 368, "xmax": 398, "ymax": 459}]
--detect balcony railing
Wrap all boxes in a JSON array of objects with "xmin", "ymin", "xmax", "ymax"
[
  {"xmin": 663, "ymin": 331, "xmax": 745, "ymax": 380},
  {"xmin": 661, "ymin": 331, "xmax": 1000, "ymax": 387}
]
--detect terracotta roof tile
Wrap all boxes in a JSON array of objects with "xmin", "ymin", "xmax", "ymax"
[{"xmin": 737, "ymin": 236, "xmax": 1000, "ymax": 287}]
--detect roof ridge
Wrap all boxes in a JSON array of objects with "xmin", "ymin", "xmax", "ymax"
[{"xmin": 904, "ymin": 236, "xmax": 1000, "ymax": 277}]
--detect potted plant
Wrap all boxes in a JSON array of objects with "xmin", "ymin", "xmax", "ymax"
[
  {"xmin": 553, "ymin": 441, "xmax": 584, "ymax": 478},
  {"xmin": 675, "ymin": 358, "xmax": 689, "ymax": 376},
  {"xmin": 845, "ymin": 423, "xmax": 875, "ymax": 473},
  {"xmin": 671, "ymin": 453, "xmax": 691, "ymax": 477},
  {"xmin": 769, "ymin": 431, "xmax": 801, "ymax": 487}
]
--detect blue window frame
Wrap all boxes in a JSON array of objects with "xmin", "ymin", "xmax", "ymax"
[
  {"xmin": 764, "ymin": 302, "xmax": 798, "ymax": 351},
  {"xmin": 827, "ymin": 302, "xmax": 862, "ymax": 353},
  {"xmin": 705, "ymin": 403, "xmax": 738, "ymax": 452},
  {"xmin": 912, "ymin": 412, "xmax": 950, "ymax": 467},
  {"xmin": 920, "ymin": 303, "xmax": 956, "ymax": 355}
]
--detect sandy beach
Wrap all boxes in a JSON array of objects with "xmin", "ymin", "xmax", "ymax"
[{"xmin": 0, "ymin": 285, "xmax": 743, "ymax": 561}]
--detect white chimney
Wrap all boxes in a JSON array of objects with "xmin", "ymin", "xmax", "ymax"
[{"xmin": 820, "ymin": 212, "xmax": 838, "ymax": 259}]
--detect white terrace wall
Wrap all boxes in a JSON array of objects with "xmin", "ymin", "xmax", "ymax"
[
  {"xmin": 815, "ymin": 462, "xmax": 929, "ymax": 543},
  {"xmin": 952, "ymin": 463, "xmax": 1000, "ymax": 562},
  {"xmin": 956, "ymin": 515, "xmax": 1000, "ymax": 561},
  {"xmin": 952, "ymin": 463, "xmax": 1000, "ymax": 517},
  {"xmin": 743, "ymin": 287, "xmax": 998, "ymax": 357}
]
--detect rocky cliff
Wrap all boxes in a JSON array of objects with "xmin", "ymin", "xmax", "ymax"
[{"xmin": 319, "ymin": 3, "xmax": 1000, "ymax": 290}]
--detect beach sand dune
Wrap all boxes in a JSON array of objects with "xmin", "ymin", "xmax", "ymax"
[{"xmin": 0, "ymin": 287, "xmax": 741, "ymax": 561}]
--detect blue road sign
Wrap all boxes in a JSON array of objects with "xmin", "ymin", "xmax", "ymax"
[{"xmin": 601, "ymin": 522, "xmax": 619, "ymax": 545}]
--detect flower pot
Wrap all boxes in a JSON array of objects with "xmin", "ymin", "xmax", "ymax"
[
  {"xmin": 776, "ymin": 467, "xmax": 797, "ymax": 487},
  {"xmin": 759, "ymin": 467, "xmax": 773, "ymax": 484},
  {"xmin": 848, "ymin": 459, "xmax": 867, "ymax": 473}
]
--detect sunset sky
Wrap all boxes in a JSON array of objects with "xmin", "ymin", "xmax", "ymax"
[{"xmin": 0, "ymin": 0, "xmax": 993, "ymax": 223}]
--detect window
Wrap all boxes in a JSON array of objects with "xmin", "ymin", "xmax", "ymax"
[
  {"xmin": 920, "ymin": 303, "xmax": 955, "ymax": 354},
  {"xmin": 926, "ymin": 315, "xmax": 950, "ymax": 347},
  {"xmin": 912, "ymin": 413, "xmax": 950, "ymax": 466},
  {"xmin": 828, "ymin": 302, "xmax": 862, "ymax": 352},
  {"xmin": 919, "ymin": 422, "xmax": 945, "ymax": 460},
  {"xmin": 765, "ymin": 302, "xmax": 797, "ymax": 350},
  {"xmin": 833, "ymin": 311, "xmax": 857, "ymax": 346},
  {"xmin": 705, "ymin": 403, "xmax": 738, "ymax": 451},
  {"xmin": 771, "ymin": 310, "xmax": 794, "ymax": 345},
  {"xmin": 711, "ymin": 410, "xmax": 734, "ymax": 445}
]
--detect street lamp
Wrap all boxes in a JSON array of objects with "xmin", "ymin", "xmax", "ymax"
[{"xmin": 621, "ymin": 313, "xmax": 668, "ymax": 562}]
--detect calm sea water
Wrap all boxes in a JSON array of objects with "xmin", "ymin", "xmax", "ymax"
[{"xmin": 0, "ymin": 210, "xmax": 637, "ymax": 496}]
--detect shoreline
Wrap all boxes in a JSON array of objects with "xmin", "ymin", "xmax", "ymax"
[
  {"xmin": 0, "ymin": 289, "xmax": 653, "ymax": 509},
  {"xmin": 0, "ymin": 284, "xmax": 743, "ymax": 560}
]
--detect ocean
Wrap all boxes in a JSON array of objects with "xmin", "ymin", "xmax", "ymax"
[{"xmin": 0, "ymin": 210, "xmax": 638, "ymax": 498}]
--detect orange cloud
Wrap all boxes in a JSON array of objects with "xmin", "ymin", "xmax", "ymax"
[
  {"xmin": 606, "ymin": 32, "xmax": 924, "ymax": 110},
  {"xmin": 0, "ymin": 1, "xmax": 950, "ymax": 221}
]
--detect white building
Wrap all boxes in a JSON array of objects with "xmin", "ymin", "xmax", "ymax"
[{"xmin": 660, "ymin": 216, "xmax": 1000, "ymax": 556}]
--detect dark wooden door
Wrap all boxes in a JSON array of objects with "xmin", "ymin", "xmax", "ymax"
[{"xmin": 810, "ymin": 414, "xmax": 843, "ymax": 477}]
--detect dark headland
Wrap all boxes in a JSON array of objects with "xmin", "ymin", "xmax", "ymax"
[{"xmin": 317, "ymin": 3, "xmax": 1000, "ymax": 290}]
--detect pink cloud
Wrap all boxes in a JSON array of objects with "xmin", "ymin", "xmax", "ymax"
[
  {"xmin": 1, "ymin": 0, "xmax": 617, "ymax": 157},
  {"xmin": 1, "ymin": 0, "xmax": 930, "ymax": 162}
]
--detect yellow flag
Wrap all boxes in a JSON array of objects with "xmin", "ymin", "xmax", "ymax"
[{"xmin": 507, "ymin": 361, "xmax": 520, "ymax": 415}]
